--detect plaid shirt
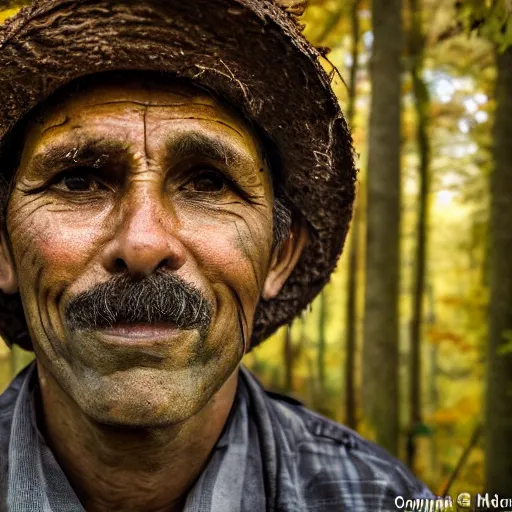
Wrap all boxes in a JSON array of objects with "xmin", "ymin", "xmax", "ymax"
[{"xmin": 0, "ymin": 363, "xmax": 434, "ymax": 512}]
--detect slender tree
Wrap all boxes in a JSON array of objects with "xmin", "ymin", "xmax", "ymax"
[
  {"xmin": 407, "ymin": 0, "xmax": 431, "ymax": 470},
  {"xmin": 362, "ymin": 0, "xmax": 403, "ymax": 456},
  {"xmin": 486, "ymin": 44, "xmax": 512, "ymax": 494},
  {"xmin": 344, "ymin": 0, "xmax": 361, "ymax": 431}
]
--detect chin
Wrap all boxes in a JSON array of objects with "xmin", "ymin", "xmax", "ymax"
[{"xmin": 71, "ymin": 362, "xmax": 233, "ymax": 428}]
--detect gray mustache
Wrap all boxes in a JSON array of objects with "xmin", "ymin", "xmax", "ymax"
[{"xmin": 64, "ymin": 272, "xmax": 212, "ymax": 334}]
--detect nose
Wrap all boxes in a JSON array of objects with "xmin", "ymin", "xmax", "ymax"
[{"xmin": 103, "ymin": 192, "xmax": 187, "ymax": 279}]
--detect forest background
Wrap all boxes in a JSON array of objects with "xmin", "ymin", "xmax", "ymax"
[{"xmin": 0, "ymin": 0, "xmax": 511, "ymax": 501}]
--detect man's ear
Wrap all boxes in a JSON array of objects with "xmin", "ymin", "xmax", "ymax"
[
  {"xmin": 262, "ymin": 218, "xmax": 309, "ymax": 300},
  {"xmin": 0, "ymin": 230, "xmax": 18, "ymax": 295}
]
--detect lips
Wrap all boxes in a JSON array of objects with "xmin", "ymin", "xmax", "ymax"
[{"xmin": 100, "ymin": 322, "xmax": 181, "ymax": 342}]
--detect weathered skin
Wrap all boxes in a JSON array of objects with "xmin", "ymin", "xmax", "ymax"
[{"xmin": 0, "ymin": 76, "xmax": 308, "ymax": 512}]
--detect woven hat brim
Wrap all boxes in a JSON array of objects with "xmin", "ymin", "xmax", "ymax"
[{"xmin": 0, "ymin": 0, "xmax": 356, "ymax": 349}]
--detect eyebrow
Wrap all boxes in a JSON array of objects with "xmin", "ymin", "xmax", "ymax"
[
  {"xmin": 169, "ymin": 132, "xmax": 256, "ymax": 170},
  {"xmin": 28, "ymin": 138, "xmax": 129, "ymax": 177}
]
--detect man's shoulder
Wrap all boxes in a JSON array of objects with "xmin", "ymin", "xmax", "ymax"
[{"xmin": 262, "ymin": 387, "xmax": 434, "ymax": 505}]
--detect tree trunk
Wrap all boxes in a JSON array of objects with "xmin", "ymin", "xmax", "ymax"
[
  {"xmin": 407, "ymin": 0, "xmax": 431, "ymax": 471},
  {"xmin": 345, "ymin": 0, "xmax": 361, "ymax": 432},
  {"xmin": 362, "ymin": 0, "xmax": 403, "ymax": 456},
  {"xmin": 486, "ymin": 45, "xmax": 512, "ymax": 494}
]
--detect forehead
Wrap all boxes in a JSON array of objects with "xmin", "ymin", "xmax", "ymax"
[{"xmin": 28, "ymin": 74, "xmax": 263, "ymax": 154}]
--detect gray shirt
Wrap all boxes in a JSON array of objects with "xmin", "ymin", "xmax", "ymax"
[{"xmin": 0, "ymin": 363, "xmax": 434, "ymax": 511}]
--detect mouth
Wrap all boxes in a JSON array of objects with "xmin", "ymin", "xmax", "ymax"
[{"xmin": 99, "ymin": 322, "xmax": 182, "ymax": 344}]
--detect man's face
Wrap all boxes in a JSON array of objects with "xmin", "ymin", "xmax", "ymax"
[{"xmin": 0, "ymin": 76, "xmax": 305, "ymax": 427}]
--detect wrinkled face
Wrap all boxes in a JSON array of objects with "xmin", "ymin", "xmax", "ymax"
[{"xmin": 0, "ymin": 76, "xmax": 306, "ymax": 427}]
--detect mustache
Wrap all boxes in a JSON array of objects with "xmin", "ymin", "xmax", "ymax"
[{"xmin": 64, "ymin": 272, "xmax": 212, "ymax": 334}]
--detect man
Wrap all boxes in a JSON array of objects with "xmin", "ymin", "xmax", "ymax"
[{"xmin": 0, "ymin": 1, "xmax": 434, "ymax": 511}]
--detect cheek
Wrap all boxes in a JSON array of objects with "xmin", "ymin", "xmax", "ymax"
[
  {"xmin": 9, "ymin": 204, "xmax": 108, "ymax": 287},
  {"xmin": 181, "ymin": 210, "xmax": 273, "ymax": 307}
]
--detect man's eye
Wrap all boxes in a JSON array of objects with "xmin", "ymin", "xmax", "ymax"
[
  {"xmin": 53, "ymin": 171, "xmax": 103, "ymax": 192},
  {"xmin": 185, "ymin": 170, "xmax": 227, "ymax": 193}
]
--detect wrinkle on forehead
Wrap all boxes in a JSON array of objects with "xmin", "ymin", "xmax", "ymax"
[
  {"xmin": 28, "ymin": 72, "xmax": 260, "ymax": 144},
  {"xmin": 42, "ymin": 80, "xmax": 222, "ymax": 119},
  {"xmin": 41, "ymin": 115, "xmax": 70, "ymax": 136},
  {"xmin": 38, "ymin": 99, "xmax": 253, "ymax": 151}
]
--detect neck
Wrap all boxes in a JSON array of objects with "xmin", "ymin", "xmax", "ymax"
[{"xmin": 36, "ymin": 363, "xmax": 240, "ymax": 512}]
